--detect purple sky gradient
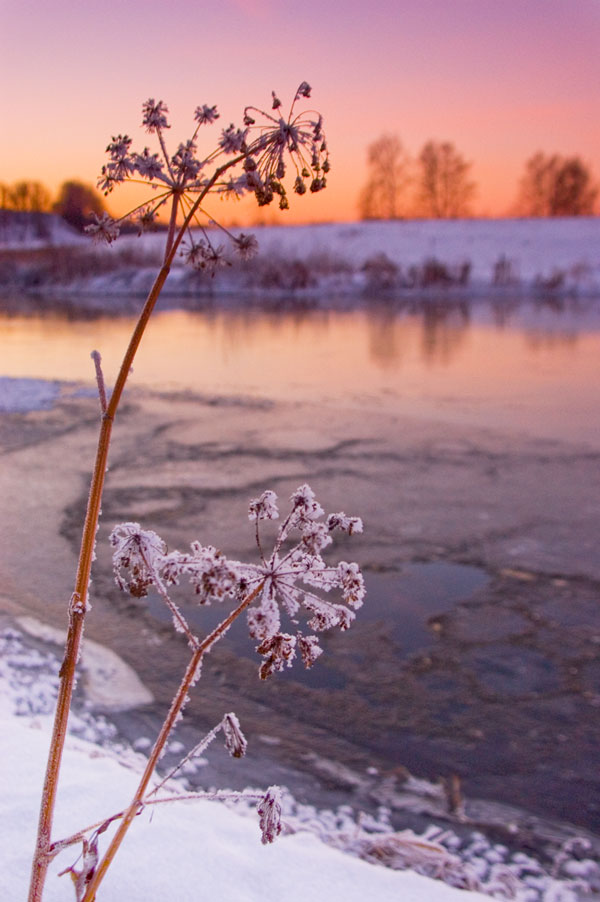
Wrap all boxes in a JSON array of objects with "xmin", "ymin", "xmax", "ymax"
[{"xmin": 2, "ymin": 0, "xmax": 599, "ymax": 221}]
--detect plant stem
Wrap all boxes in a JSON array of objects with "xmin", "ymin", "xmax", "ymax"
[
  {"xmin": 28, "ymin": 198, "xmax": 178, "ymax": 902},
  {"xmin": 80, "ymin": 581, "xmax": 264, "ymax": 902},
  {"xmin": 28, "ymin": 156, "xmax": 245, "ymax": 900}
]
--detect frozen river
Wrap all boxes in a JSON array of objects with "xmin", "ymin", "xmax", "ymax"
[{"xmin": 1, "ymin": 295, "xmax": 600, "ymax": 833}]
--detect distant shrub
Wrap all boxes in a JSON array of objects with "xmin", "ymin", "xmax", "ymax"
[
  {"xmin": 239, "ymin": 255, "xmax": 313, "ymax": 291},
  {"xmin": 535, "ymin": 269, "xmax": 566, "ymax": 292},
  {"xmin": 410, "ymin": 257, "xmax": 471, "ymax": 288},
  {"xmin": 492, "ymin": 255, "xmax": 517, "ymax": 287},
  {"xmin": 361, "ymin": 252, "xmax": 400, "ymax": 290}
]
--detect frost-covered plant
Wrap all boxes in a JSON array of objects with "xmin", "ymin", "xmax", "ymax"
[
  {"xmin": 110, "ymin": 485, "xmax": 364, "ymax": 677},
  {"xmin": 48, "ymin": 486, "xmax": 363, "ymax": 901},
  {"xmin": 27, "ymin": 85, "xmax": 343, "ymax": 902},
  {"xmin": 87, "ymin": 82, "xmax": 328, "ymax": 272}
]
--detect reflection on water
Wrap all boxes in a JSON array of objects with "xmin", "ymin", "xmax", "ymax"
[
  {"xmin": 145, "ymin": 563, "xmax": 489, "ymax": 691},
  {"xmin": 1, "ymin": 296, "xmax": 600, "ymax": 444}
]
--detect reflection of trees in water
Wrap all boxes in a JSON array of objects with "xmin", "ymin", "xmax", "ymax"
[
  {"xmin": 491, "ymin": 297, "xmax": 521, "ymax": 329},
  {"xmin": 492, "ymin": 296, "xmax": 590, "ymax": 347},
  {"xmin": 367, "ymin": 300, "xmax": 472, "ymax": 369},
  {"xmin": 366, "ymin": 309, "xmax": 407, "ymax": 367},
  {"xmin": 524, "ymin": 330, "xmax": 578, "ymax": 351},
  {"xmin": 420, "ymin": 300, "xmax": 470, "ymax": 365},
  {"xmin": 206, "ymin": 308, "xmax": 328, "ymax": 355},
  {"xmin": 525, "ymin": 296, "xmax": 586, "ymax": 351}
]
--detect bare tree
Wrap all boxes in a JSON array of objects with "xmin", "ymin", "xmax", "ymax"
[
  {"xmin": 517, "ymin": 152, "xmax": 598, "ymax": 216},
  {"xmin": 416, "ymin": 140, "xmax": 476, "ymax": 218},
  {"xmin": 3, "ymin": 180, "xmax": 52, "ymax": 212},
  {"xmin": 358, "ymin": 134, "xmax": 411, "ymax": 219},
  {"xmin": 53, "ymin": 180, "xmax": 105, "ymax": 231}
]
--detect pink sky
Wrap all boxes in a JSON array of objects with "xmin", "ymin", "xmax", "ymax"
[{"xmin": 2, "ymin": 0, "xmax": 599, "ymax": 223}]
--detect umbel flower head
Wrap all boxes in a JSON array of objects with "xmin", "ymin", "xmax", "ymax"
[
  {"xmin": 109, "ymin": 483, "xmax": 364, "ymax": 680},
  {"xmin": 86, "ymin": 84, "xmax": 329, "ymax": 272}
]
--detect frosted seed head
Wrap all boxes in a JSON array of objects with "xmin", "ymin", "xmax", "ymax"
[
  {"xmin": 337, "ymin": 561, "xmax": 366, "ymax": 609},
  {"xmin": 327, "ymin": 512, "xmax": 364, "ymax": 535},
  {"xmin": 297, "ymin": 634, "xmax": 323, "ymax": 668},
  {"xmin": 142, "ymin": 98, "xmax": 170, "ymax": 132},
  {"xmin": 257, "ymin": 633, "xmax": 296, "ymax": 680},
  {"xmin": 248, "ymin": 489, "xmax": 279, "ymax": 521},
  {"xmin": 258, "ymin": 786, "xmax": 282, "ymax": 844},
  {"xmin": 295, "ymin": 81, "xmax": 312, "ymax": 99},
  {"xmin": 234, "ymin": 232, "xmax": 259, "ymax": 261},
  {"xmin": 85, "ymin": 212, "xmax": 120, "ymax": 244},
  {"xmin": 223, "ymin": 713, "xmax": 247, "ymax": 758},
  {"xmin": 194, "ymin": 104, "xmax": 219, "ymax": 125}
]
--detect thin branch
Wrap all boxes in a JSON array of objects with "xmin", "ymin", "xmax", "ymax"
[
  {"xmin": 146, "ymin": 720, "xmax": 224, "ymax": 798},
  {"xmin": 80, "ymin": 579, "xmax": 265, "ymax": 902},
  {"xmin": 138, "ymin": 545, "xmax": 199, "ymax": 649},
  {"xmin": 50, "ymin": 789, "xmax": 263, "ymax": 860},
  {"xmin": 90, "ymin": 351, "xmax": 107, "ymax": 414}
]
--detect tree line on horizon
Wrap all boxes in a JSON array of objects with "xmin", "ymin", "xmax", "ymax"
[
  {"xmin": 358, "ymin": 134, "xmax": 599, "ymax": 220},
  {"xmin": 0, "ymin": 180, "xmax": 105, "ymax": 231},
  {"xmin": 2, "ymin": 146, "xmax": 598, "ymax": 228}
]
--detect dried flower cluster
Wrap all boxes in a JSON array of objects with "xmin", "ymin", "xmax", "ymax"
[
  {"xmin": 109, "ymin": 483, "xmax": 364, "ymax": 679},
  {"xmin": 86, "ymin": 84, "xmax": 329, "ymax": 274},
  {"xmin": 257, "ymin": 786, "xmax": 283, "ymax": 845}
]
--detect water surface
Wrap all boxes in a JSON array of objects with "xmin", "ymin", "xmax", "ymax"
[{"xmin": 1, "ymin": 298, "xmax": 600, "ymax": 445}]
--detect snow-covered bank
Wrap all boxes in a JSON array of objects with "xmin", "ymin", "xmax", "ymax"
[
  {"xmin": 5, "ymin": 708, "xmax": 480, "ymax": 902},
  {"xmin": 234, "ymin": 217, "xmax": 600, "ymax": 294},
  {"xmin": 0, "ymin": 625, "xmax": 490, "ymax": 902},
  {"xmin": 4, "ymin": 621, "xmax": 600, "ymax": 902},
  {"xmin": 1, "ymin": 218, "xmax": 599, "ymax": 307},
  {"xmin": 0, "ymin": 211, "xmax": 82, "ymax": 248}
]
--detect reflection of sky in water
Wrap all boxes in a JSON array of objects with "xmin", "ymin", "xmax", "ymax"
[
  {"xmin": 146, "ymin": 563, "xmax": 489, "ymax": 691},
  {"xmin": 1, "ymin": 300, "xmax": 600, "ymax": 444}
]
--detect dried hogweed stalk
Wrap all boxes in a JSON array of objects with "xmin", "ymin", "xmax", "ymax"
[{"xmin": 29, "ymin": 86, "xmax": 331, "ymax": 902}]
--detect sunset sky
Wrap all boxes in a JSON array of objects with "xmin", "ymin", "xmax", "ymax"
[{"xmin": 2, "ymin": 0, "xmax": 599, "ymax": 223}]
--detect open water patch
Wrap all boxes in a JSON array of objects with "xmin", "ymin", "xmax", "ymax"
[{"xmin": 145, "ymin": 561, "xmax": 489, "ymax": 691}]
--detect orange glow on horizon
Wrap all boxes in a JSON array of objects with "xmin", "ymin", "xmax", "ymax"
[{"xmin": 2, "ymin": 0, "xmax": 599, "ymax": 225}]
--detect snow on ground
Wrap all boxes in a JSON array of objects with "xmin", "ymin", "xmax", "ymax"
[
  {"xmin": 0, "ymin": 377, "xmax": 62, "ymax": 412},
  {"xmin": 0, "ymin": 662, "xmax": 487, "ymax": 902},
  {"xmin": 131, "ymin": 217, "xmax": 600, "ymax": 296},
  {"xmin": 232, "ymin": 217, "xmax": 600, "ymax": 285},
  {"xmin": 1, "ymin": 216, "xmax": 599, "ymax": 301},
  {"xmin": 0, "ymin": 211, "xmax": 82, "ymax": 248},
  {"xmin": 1, "ymin": 623, "xmax": 598, "ymax": 902}
]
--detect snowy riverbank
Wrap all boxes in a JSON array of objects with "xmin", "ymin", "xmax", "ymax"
[
  {"xmin": 1, "ymin": 218, "xmax": 599, "ymax": 308},
  {"xmin": 1, "ymin": 692, "xmax": 486, "ymax": 902},
  {"xmin": 2, "ymin": 621, "xmax": 597, "ymax": 902}
]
